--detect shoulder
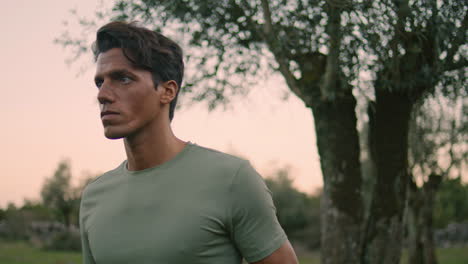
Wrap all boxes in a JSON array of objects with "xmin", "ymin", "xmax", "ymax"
[
  {"xmin": 190, "ymin": 144, "xmax": 245, "ymax": 162},
  {"xmin": 184, "ymin": 143, "xmax": 262, "ymax": 192},
  {"xmin": 81, "ymin": 162, "xmax": 125, "ymax": 199},
  {"xmin": 190, "ymin": 144, "xmax": 265, "ymax": 190},
  {"xmin": 189, "ymin": 143, "xmax": 249, "ymax": 172}
]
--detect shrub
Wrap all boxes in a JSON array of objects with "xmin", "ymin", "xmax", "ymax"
[{"xmin": 43, "ymin": 229, "xmax": 82, "ymax": 252}]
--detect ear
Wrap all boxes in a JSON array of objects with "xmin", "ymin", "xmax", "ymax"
[{"xmin": 158, "ymin": 80, "xmax": 179, "ymax": 105}]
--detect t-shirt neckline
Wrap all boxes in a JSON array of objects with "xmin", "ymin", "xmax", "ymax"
[{"xmin": 122, "ymin": 141, "xmax": 195, "ymax": 176}]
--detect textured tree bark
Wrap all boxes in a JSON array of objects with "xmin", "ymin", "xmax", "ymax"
[
  {"xmin": 362, "ymin": 88, "xmax": 413, "ymax": 264},
  {"xmin": 421, "ymin": 190, "xmax": 438, "ymax": 264},
  {"xmin": 408, "ymin": 175, "xmax": 441, "ymax": 264},
  {"xmin": 408, "ymin": 180, "xmax": 424, "ymax": 264},
  {"xmin": 423, "ymin": 174, "xmax": 441, "ymax": 264},
  {"xmin": 292, "ymin": 3, "xmax": 365, "ymax": 261},
  {"xmin": 311, "ymin": 90, "xmax": 364, "ymax": 264}
]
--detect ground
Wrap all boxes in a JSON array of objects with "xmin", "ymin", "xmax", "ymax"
[{"xmin": 0, "ymin": 240, "xmax": 467, "ymax": 264}]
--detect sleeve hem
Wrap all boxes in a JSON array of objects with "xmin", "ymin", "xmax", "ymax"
[{"xmin": 244, "ymin": 232, "xmax": 288, "ymax": 263}]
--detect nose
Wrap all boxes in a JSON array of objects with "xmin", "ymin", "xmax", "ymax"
[{"xmin": 97, "ymin": 81, "xmax": 115, "ymax": 105}]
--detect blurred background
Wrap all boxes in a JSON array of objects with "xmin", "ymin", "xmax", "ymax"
[
  {"xmin": 0, "ymin": 0, "xmax": 466, "ymax": 263},
  {"xmin": 0, "ymin": 0, "xmax": 321, "ymax": 208}
]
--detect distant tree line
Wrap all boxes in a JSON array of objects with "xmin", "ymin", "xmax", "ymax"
[
  {"xmin": 1, "ymin": 160, "xmax": 467, "ymax": 253},
  {"xmin": 0, "ymin": 160, "xmax": 94, "ymax": 251},
  {"xmin": 264, "ymin": 167, "xmax": 321, "ymax": 249}
]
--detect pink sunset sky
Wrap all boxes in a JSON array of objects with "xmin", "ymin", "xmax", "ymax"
[{"xmin": 1, "ymin": 0, "xmax": 323, "ymax": 207}]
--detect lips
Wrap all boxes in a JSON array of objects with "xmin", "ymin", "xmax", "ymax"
[
  {"xmin": 100, "ymin": 111, "xmax": 119, "ymax": 118},
  {"xmin": 100, "ymin": 111, "xmax": 120, "ymax": 124}
]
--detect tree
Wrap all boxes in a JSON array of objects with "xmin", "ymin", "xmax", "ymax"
[
  {"xmin": 41, "ymin": 159, "xmax": 79, "ymax": 228},
  {"xmin": 265, "ymin": 167, "xmax": 321, "ymax": 249},
  {"xmin": 359, "ymin": 1, "xmax": 466, "ymax": 262},
  {"xmin": 406, "ymin": 86, "xmax": 466, "ymax": 264},
  {"xmin": 20, "ymin": 199, "xmax": 55, "ymax": 221},
  {"xmin": 434, "ymin": 178, "xmax": 468, "ymax": 229},
  {"xmin": 57, "ymin": 0, "xmax": 466, "ymax": 262},
  {"xmin": 0, "ymin": 207, "xmax": 5, "ymax": 222}
]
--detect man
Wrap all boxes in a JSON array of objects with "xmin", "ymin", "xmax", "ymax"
[{"xmin": 79, "ymin": 21, "xmax": 298, "ymax": 264}]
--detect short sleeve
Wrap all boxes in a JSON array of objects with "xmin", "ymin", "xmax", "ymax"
[{"xmin": 228, "ymin": 161, "xmax": 288, "ymax": 263}]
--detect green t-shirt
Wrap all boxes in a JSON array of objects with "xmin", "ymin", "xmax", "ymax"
[{"xmin": 80, "ymin": 143, "xmax": 287, "ymax": 264}]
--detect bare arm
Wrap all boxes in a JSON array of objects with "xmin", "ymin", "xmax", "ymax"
[{"xmin": 251, "ymin": 241, "xmax": 299, "ymax": 264}]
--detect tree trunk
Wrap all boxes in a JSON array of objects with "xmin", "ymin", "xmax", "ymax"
[
  {"xmin": 421, "ymin": 174, "xmax": 441, "ymax": 264},
  {"xmin": 294, "ymin": 3, "xmax": 364, "ymax": 262},
  {"xmin": 61, "ymin": 203, "xmax": 72, "ymax": 228},
  {"xmin": 311, "ymin": 90, "xmax": 364, "ymax": 264},
  {"xmin": 407, "ymin": 179, "xmax": 424, "ymax": 264},
  {"xmin": 407, "ymin": 174, "xmax": 440, "ymax": 264},
  {"xmin": 362, "ymin": 89, "xmax": 413, "ymax": 264},
  {"xmin": 421, "ymin": 192, "xmax": 438, "ymax": 264}
]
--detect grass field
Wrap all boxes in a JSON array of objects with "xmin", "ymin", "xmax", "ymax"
[
  {"xmin": 0, "ymin": 241, "xmax": 81, "ymax": 264},
  {"xmin": 0, "ymin": 241, "xmax": 467, "ymax": 264},
  {"xmin": 400, "ymin": 246, "xmax": 468, "ymax": 264}
]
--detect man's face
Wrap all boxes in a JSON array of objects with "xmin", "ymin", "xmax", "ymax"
[{"xmin": 94, "ymin": 48, "xmax": 163, "ymax": 139}]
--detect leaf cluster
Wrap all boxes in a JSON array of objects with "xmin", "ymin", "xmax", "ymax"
[
  {"xmin": 434, "ymin": 178, "xmax": 468, "ymax": 228},
  {"xmin": 408, "ymin": 83, "xmax": 466, "ymax": 183},
  {"xmin": 265, "ymin": 167, "xmax": 321, "ymax": 248},
  {"xmin": 58, "ymin": 0, "xmax": 466, "ymax": 109}
]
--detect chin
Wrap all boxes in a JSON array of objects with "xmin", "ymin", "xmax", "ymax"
[
  {"xmin": 103, "ymin": 127, "xmax": 129, "ymax": 140},
  {"xmin": 104, "ymin": 133, "xmax": 124, "ymax": 140}
]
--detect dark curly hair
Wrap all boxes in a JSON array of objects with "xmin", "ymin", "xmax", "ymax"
[{"xmin": 92, "ymin": 21, "xmax": 184, "ymax": 121}]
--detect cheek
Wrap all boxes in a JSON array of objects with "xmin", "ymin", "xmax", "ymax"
[{"xmin": 127, "ymin": 92, "xmax": 160, "ymax": 119}]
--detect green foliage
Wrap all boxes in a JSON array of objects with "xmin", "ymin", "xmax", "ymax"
[
  {"xmin": 360, "ymin": 0, "xmax": 466, "ymax": 98},
  {"xmin": 20, "ymin": 200, "xmax": 55, "ymax": 220},
  {"xmin": 0, "ymin": 208, "xmax": 5, "ymax": 222},
  {"xmin": 434, "ymin": 178, "xmax": 468, "ymax": 229},
  {"xmin": 408, "ymin": 84, "xmax": 466, "ymax": 181},
  {"xmin": 0, "ymin": 240, "xmax": 82, "ymax": 264},
  {"xmin": 407, "ymin": 83, "xmax": 467, "ymax": 231},
  {"xmin": 265, "ymin": 167, "xmax": 321, "ymax": 249},
  {"xmin": 43, "ymin": 230, "xmax": 82, "ymax": 252},
  {"xmin": 40, "ymin": 159, "xmax": 80, "ymax": 227},
  {"xmin": 0, "ymin": 161, "xmax": 98, "ymax": 249},
  {"xmin": 0, "ymin": 201, "xmax": 54, "ymax": 241},
  {"xmin": 1, "ymin": 240, "xmax": 468, "ymax": 264},
  {"xmin": 41, "ymin": 160, "xmax": 73, "ymax": 206},
  {"xmin": 1, "ymin": 208, "xmax": 29, "ymax": 241},
  {"xmin": 57, "ymin": 0, "xmax": 466, "ymax": 107},
  {"xmin": 400, "ymin": 246, "xmax": 468, "ymax": 264}
]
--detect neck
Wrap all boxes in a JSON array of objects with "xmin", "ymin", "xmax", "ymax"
[{"xmin": 124, "ymin": 118, "xmax": 186, "ymax": 171}]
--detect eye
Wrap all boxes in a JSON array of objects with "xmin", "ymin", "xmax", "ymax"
[
  {"xmin": 95, "ymin": 79, "xmax": 103, "ymax": 88},
  {"xmin": 120, "ymin": 76, "xmax": 132, "ymax": 84}
]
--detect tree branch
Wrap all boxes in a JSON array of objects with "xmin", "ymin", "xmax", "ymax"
[
  {"xmin": 443, "ymin": 10, "xmax": 467, "ymax": 71},
  {"xmin": 261, "ymin": 0, "xmax": 273, "ymax": 36},
  {"xmin": 259, "ymin": 0, "xmax": 303, "ymax": 101},
  {"xmin": 392, "ymin": 0, "xmax": 411, "ymax": 38},
  {"xmin": 322, "ymin": 3, "xmax": 343, "ymax": 100},
  {"xmin": 443, "ymin": 58, "xmax": 468, "ymax": 73}
]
